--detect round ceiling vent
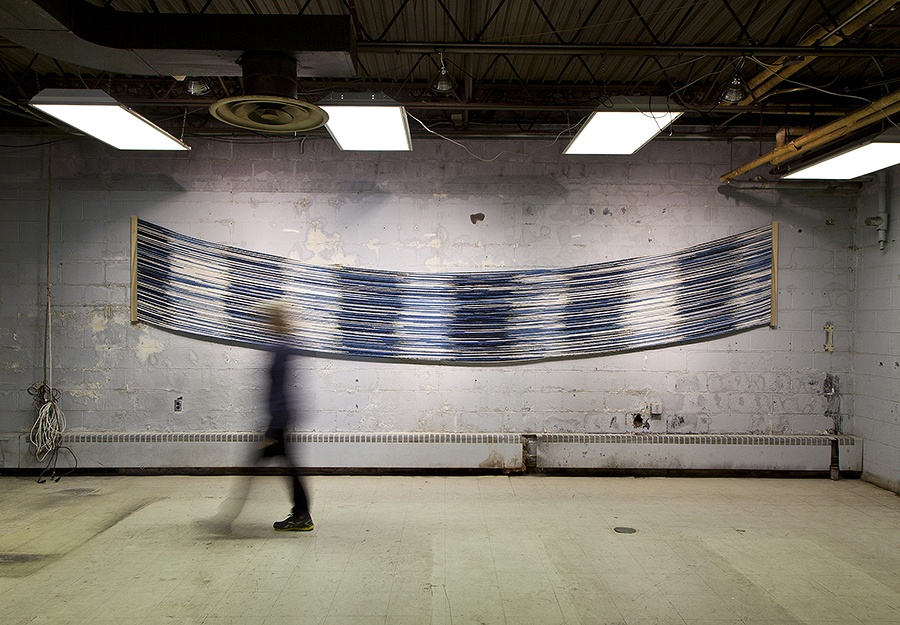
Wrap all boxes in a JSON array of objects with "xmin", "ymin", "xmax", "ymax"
[{"xmin": 209, "ymin": 94, "xmax": 329, "ymax": 133}]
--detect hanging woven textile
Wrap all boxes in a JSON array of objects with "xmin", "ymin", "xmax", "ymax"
[{"xmin": 132, "ymin": 218, "xmax": 776, "ymax": 363}]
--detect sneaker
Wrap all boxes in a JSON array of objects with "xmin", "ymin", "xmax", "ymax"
[{"xmin": 273, "ymin": 513, "xmax": 314, "ymax": 531}]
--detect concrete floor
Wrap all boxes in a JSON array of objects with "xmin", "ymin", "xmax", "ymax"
[{"xmin": 1, "ymin": 474, "xmax": 899, "ymax": 625}]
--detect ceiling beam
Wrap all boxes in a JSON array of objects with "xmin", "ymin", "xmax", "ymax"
[
  {"xmin": 112, "ymin": 96, "xmax": 848, "ymax": 118},
  {"xmin": 357, "ymin": 42, "xmax": 900, "ymax": 58}
]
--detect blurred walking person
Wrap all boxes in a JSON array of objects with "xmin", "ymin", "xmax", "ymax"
[
  {"xmin": 200, "ymin": 301, "xmax": 313, "ymax": 534},
  {"xmin": 264, "ymin": 302, "xmax": 313, "ymax": 531}
]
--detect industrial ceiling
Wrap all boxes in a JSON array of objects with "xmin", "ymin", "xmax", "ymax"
[{"xmin": 1, "ymin": 0, "xmax": 899, "ymax": 178}]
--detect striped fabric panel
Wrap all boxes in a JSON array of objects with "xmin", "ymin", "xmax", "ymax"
[{"xmin": 135, "ymin": 220, "xmax": 773, "ymax": 363}]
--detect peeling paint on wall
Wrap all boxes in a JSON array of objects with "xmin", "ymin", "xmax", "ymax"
[
  {"xmin": 137, "ymin": 334, "xmax": 164, "ymax": 362},
  {"xmin": 90, "ymin": 305, "xmax": 114, "ymax": 334},
  {"xmin": 68, "ymin": 383, "xmax": 103, "ymax": 402},
  {"xmin": 824, "ymin": 374, "xmax": 842, "ymax": 434},
  {"xmin": 306, "ymin": 221, "xmax": 356, "ymax": 265},
  {"xmin": 90, "ymin": 313, "xmax": 108, "ymax": 334},
  {"xmin": 478, "ymin": 449, "xmax": 507, "ymax": 469}
]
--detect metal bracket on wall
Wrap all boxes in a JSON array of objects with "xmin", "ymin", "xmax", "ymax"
[{"xmin": 824, "ymin": 323, "xmax": 835, "ymax": 352}]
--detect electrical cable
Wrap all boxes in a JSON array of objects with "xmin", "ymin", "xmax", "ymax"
[
  {"xmin": 28, "ymin": 143, "xmax": 76, "ymax": 482},
  {"xmin": 28, "ymin": 382, "xmax": 76, "ymax": 483},
  {"xmin": 746, "ymin": 55, "xmax": 873, "ymax": 104},
  {"xmin": 406, "ymin": 112, "xmax": 586, "ymax": 161},
  {"xmin": 28, "ymin": 384, "xmax": 63, "ymax": 462}
]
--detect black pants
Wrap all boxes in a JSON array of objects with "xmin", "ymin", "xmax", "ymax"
[{"xmin": 262, "ymin": 429, "xmax": 310, "ymax": 517}]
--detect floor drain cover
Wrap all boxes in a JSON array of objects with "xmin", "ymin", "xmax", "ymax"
[{"xmin": 614, "ymin": 527, "xmax": 637, "ymax": 534}]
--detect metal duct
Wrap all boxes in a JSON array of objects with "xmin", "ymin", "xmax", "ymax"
[
  {"xmin": 208, "ymin": 51, "xmax": 328, "ymax": 133},
  {"xmin": 0, "ymin": 0, "xmax": 356, "ymax": 77},
  {"xmin": 0, "ymin": 1, "xmax": 346, "ymax": 133}
]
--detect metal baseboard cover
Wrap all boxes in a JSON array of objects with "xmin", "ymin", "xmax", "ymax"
[
  {"xmin": 0, "ymin": 432, "xmax": 861, "ymax": 473},
  {"xmin": 536, "ymin": 433, "xmax": 862, "ymax": 472},
  {"xmin": 42, "ymin": 432, "xmax": 524, "ymax": 470}
]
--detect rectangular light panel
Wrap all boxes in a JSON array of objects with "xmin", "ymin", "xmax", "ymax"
[
  {"xmin": 564, "ymin": 109, "xmax": 682, "ymax": 155},
  {"xmin": 30, "ymin": 89, "xmax": 189, "ymax": 151},
  {"xmin": 321, "ymin": 105, "xmax": 412, "ymax": 151},
  {"xmin": 783, "ymin": 142, "xmax": 900, "ymax": 179}
]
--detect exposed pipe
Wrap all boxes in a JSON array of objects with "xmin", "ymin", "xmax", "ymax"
[
  {"xmin": 830, "ymin": 437, "xmax": 841, "ymax": 480},
  {"xmin": 878, "ymin": 169, "xmax": 890, "ymax": 250},
  {"xmin": 718, "ymin": 180, "xmax": 863, "ymax": 191},
  {"xmin": 775, "ymin": 126, "xmax": 813, "ymax": 148},
  {"xmin": 736, "ymin": 0, "xmax": 899, "ymax": 106},
  {"xmin": 720, "ymin": 89, "xmax": 900, "ymax": 182},
  {"xmin": 768, "ymin": 105, "xmax": 900, "ymax": 166}
]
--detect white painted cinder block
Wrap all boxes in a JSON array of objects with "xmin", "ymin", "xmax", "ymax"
[{"xmin": 0, "ymin": 136, "xmax": 881, "ymax": 480}]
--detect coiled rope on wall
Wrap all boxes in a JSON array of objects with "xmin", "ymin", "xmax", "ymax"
[{"xmin": 133, "ymin": 219, "xmax": 775, "ymax": 363}]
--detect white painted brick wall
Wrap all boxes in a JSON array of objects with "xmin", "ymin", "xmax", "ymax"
[
  {"xmin": 852, "ymin": 169, "xmax": 900, "ymax": 492},
  {"xmin": 0, "ymin": 135, "xmax": 871, "ymax": 472}
]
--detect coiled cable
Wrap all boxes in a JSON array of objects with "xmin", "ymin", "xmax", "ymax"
[
  {"xmin": 28, "ymin": 143, "xmax": 77, "ymax": 482},
  {"xmin": 28, "ymin": 382, "xmax": 64, "ymax": 462}
]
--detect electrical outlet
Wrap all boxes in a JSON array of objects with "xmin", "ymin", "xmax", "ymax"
[{"xmin": 174, "ymin": 396, "xmax": 183, "ymax": 412}]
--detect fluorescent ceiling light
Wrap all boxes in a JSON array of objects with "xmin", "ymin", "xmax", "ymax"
[
  {"xmin": 30, "ymin": 89, "xmax": 189, "ymax": 151},
  {"xmin": 564, "ymin": 98, "xmax": 682, "ymax": 155},
  {"xmin": 783, "ymin": 133, "xmax": 900, "ymax": 179},
  {"xmin": 320, "ymin": 93, "xmax": 411, "ymax": 151}
]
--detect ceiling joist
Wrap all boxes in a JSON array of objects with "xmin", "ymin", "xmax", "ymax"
[{"xmin": 0, "ymin": 0, "xmax": 898, "ymax": 145}]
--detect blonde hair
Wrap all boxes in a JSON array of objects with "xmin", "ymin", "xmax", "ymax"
[{"xmin": 259, "ymin": 300, "xmax": 293, "ymax": 335}]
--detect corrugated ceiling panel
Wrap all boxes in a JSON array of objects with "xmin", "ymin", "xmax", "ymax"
[{"xmin": 5, "ymin": 0, "xmax": 894, "ymax": 115}]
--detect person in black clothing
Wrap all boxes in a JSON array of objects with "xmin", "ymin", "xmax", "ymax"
[
  {"xmin": 200, "ymin": 302, "xmax": 313, "ymax": 534},
  {"xmin": 264, "ymin": 303, "xmax": 313, "ymax": 531}
]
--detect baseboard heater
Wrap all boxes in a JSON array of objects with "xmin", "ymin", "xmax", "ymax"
[
  {"xmin": 0, "ymin": 432, "xmax": 862, "ymax": 474},
  {"xmin": 536, "ymin": 433, "xmax": 862, "ymax": 473},
  {"xmin": 11, "ymin": 432, "xmax": 525, "ymax": 471}
]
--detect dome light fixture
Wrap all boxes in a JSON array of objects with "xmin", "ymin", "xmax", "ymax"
[
  {"xmin": 432, "ymin": 52, "xmax": 457, "ymax": 95},
  {"xmin": 186, "ymin": 77, "xmax": 211, "ymax": 96},
  {"xmin": 719, "ymin": 72, "xmax": 746, "ymax": 103},
  {"xmin": 719, "ymin": 58, "xmax": 747, "ymax": 104}
]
